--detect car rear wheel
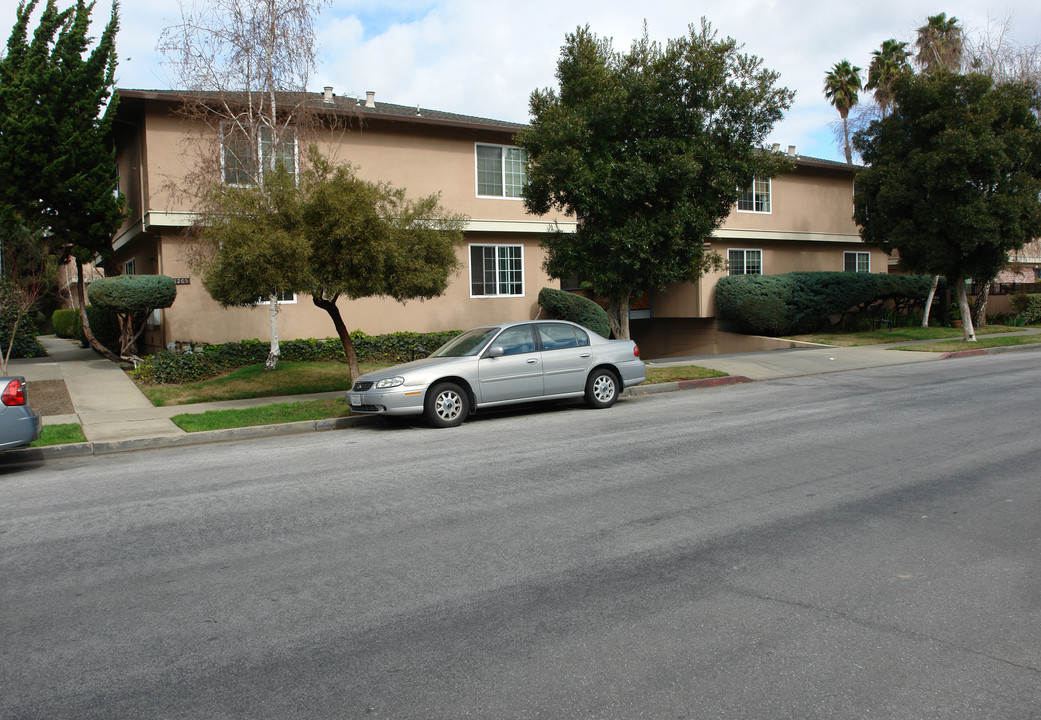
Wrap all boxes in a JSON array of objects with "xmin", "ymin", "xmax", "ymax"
[
  {"xmin": 424, "ymin": 382, "xmax": 469, "ymax": 428},
  {"xmin": 584, "ymin": 368, "xmax": 619, "ymax": 409}
]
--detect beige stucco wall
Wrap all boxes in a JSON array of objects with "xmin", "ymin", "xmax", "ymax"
[
  {"xmin": 140, "ymin": 231, "xmax": 554, "ymax": 349},
  {"xmin": 720, "ymin": 165, "xmax": 859, "ymax": 236}
]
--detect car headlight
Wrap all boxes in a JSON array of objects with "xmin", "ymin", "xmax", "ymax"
[{"xmin": 375, "ymin": 377, "xmax": 405, "ymax": 389}]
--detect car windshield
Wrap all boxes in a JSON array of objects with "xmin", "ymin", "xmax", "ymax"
[{"xmin": 429, "ymin": 327, "xmax": 499, "ymax": 357}]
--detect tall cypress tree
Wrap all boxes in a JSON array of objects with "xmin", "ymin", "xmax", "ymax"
[{"xmin": 0, "ymin": 0, "xmax": 123, "ymax": 360}]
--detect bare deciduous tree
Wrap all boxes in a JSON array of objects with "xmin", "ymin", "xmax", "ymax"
[{"xmin": 157, "ymin": 0, "xmax": 330, "ymax": 370}]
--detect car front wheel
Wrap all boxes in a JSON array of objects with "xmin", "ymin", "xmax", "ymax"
[
  {"xmin": 584, "ymin": 368, "xmax": 619, "ymax": 409},
  {"xmin": 424, "ymin": 382, "xmax": 469, "ymax": 428}
]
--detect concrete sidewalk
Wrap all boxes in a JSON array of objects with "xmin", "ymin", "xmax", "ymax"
[{"xmin": 7, "ymin": 330, "xmax": 1041, "ymax": 458}]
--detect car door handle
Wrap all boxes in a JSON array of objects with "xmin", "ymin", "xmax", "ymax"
[
  {"xmin": 580, "ymin": 353, "xmax": 591, "ymax": 358},
  {"xmin": 526, "ymin": 358, "xmax": 538, "ymax": 364}
]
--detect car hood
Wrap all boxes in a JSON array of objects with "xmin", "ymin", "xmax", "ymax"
[{"xmin": 354, "ymin": 355, "xmax": 469, "ymax": 384}]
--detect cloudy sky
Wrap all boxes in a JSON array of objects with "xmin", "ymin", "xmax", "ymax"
[{"xmin": 4, "ymin": 0, "xmax": 1041, "ymax": 162}]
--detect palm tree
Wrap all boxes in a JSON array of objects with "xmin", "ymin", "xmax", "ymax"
[
  {"xmin": 824, "ymin": 60, "xmax": 862, "ymax": 164},
  {"xmin": 866, "ymin": 39, "xmax": 911, "ymax": 118},
  {"xmin": 914, "ymin": 13, "xmax": 963, "ymax": 74}
]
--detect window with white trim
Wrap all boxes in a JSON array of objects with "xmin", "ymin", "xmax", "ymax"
[
  {"xmin": 844, "ymin": 251, "xmax": 870, "ymax": 273},
  {"xmin": 737, "ymin": 178, "xmax": 771, "ymax": 213},
  {"xmin": 470, "ymin": 244, "xmax": 523, "ymax": 296},
  {"xmin": 728, "ymin": 249, "xmax": 762, "ymax": 275},
  {"xmin": 257, "ymin": 291, "xmax": 297, "ymax": 304},
  {"xmin": 475, "ymin": 143, "xmax": 527, "ymax": 198},
  {"xmin": 123, "ymin": 258, "xmax": 136, "ymax": 275},
  {"xmin": 222, "ymin": 124, "xmax": 297, "ymax": 186}
]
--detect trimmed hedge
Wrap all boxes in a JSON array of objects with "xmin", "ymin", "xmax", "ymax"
[
  {"xmin": 538, "ymin": 287, "xmax": 611, "ymax": 337},
  {"xmin": 716, "ymin": 272, "xmax": 935, "ymax": 335},
  {"xmin": 88, "ymin": 275, "xmax": 177, "ymax": 315},
  {"xmin": 52, "ymin": 308, "xmax": 80, "ymax": 338},
  {"xmin": 132, "ymin": 330, "xmax": 463, "ymax": 384}
]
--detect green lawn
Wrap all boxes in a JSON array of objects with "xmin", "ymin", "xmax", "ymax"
[
  {"xmin": 171, "ymin": 399, "xmax": 352, "ymax": 432},
  {"xmin": 30, "ymin": 423, "xmax": 87, "ymax": 447},
  {"xmin": 643, "ymin": 365, "xmax": 729, "ymax": 383},
  {"xmin": 137, "ymin": 361, "xmax": 389, "ymax": 406},
  {"xmin": 895, "ymin": 334, "xmax": 1041, "ymax": 353},
  {"xmin": 786, "ymin": 324, "xmax": 1027, "ymax": 347}
]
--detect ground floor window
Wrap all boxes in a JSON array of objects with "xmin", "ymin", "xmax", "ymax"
[
  {"xmin": 728, "ymin": 249, "xmax": 762, "ymax": 275},
  {"xmin": 844, "ymin": 251, "xmax": 870, "ymax": 273},
  {"xmin": 470, "ymin": 244, "xmax": 523, "ymax": 296},
  {"xmin": 257, "ymin": 291, "xmax": 297, "ymax": 304}
]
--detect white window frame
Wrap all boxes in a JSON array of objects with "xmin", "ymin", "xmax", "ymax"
[
  {"xmin": 123, "ymin": 258, "xmax": 136, "ymax": 275},
  {"xmin": 844, "ymin": 251, "xmax": 871, "ymax": 273},
  {"xmin": 475, "ymin": 143, "xmax": 528, "ymax": 199},
  {"xmin": 728, "ymin": 248, "xmax": 763, "ymax": 276},
  {"xmin": 469, "ymin": 243, "xmax": 524, "ymax": 298},
  {"xmin": 257, "ymin": 291, "xmax": 298, "ymax": 305},
  {"xmin": 737, "ymin": 177, "xmax": 772, "ymax": 214}
]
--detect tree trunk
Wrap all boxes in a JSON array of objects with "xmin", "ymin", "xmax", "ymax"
[
  {"xmin": 957, "ymin": 277, "xmax": 977, "ymax": 342},
  {"xmin": 74, "ymin": 259, "xmax": 121, "ymax": 363},
  {"xmin": 921, "ymin": 275, "xmax": 939, "ymax": 327},
  {"xmin": 842, "ymin": 116, "xmax": 853, "ymax": 164},
  {"xmin": 312, "ymin": 295, "xmax": 360, "ymax": 381},
  {"xmin": 973, "ymin": 279, "xmax": 989, "ymax": 328},
  {"xmin": 606, "ymin": 292, "xmax": 632, "ymax": 340},
  {"xmin": 265, "ymin": 294, "xmax": 280, "ymax": 370}
]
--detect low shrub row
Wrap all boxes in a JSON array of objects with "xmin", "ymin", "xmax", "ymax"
[
  {"xmin": 50, "ymin": 306, "xmax": 121, "ymax": 350},
  {"xmin": 133, "ymin": 330, "xmax": 462, "ymax": 384},
  {"xmin": 716, "ymin": 272, "xmax": 935, "ymax": 336},
  {"xmin": 537, "ymin": 287, "xmax": 612, "ymax": 337},
  {"xmin": 1009, "ymin": 293, "xmax": 1041, "ymax": 324}
]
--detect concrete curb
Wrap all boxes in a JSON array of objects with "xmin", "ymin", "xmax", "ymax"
[{"xmin": 11, "ymin": 341, "xmax": 1041, "ymax": 461}]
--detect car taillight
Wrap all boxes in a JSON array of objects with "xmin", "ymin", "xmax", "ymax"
[
  {"xmin": 633, "ymin": 345, "xmax": 641, "ymax": 358},
  {"xmin": 2, "ymin": 378, "xmax": 27, "ymax": 406}
]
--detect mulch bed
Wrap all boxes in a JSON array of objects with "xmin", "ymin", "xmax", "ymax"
[{"xmin": 26, "ymin": 380, "xmax": 76, "ymax": 416}]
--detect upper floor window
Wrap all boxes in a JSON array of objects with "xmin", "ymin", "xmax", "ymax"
[
  {"xmin": 844, "ymin": 251, "xmax": 870, "ymax": 273},
  {"xmin": 222, "ymin": 124, "xmax": 297, "ymax": 186},
  {"xmin": 476, "ymin": 143, "xmax": 527, "ymax": 198},
  {"xmin": 123, "ymin": 258, "xmax": 136, "ymax": 275},
  {"xmin": 737, "ymin": 177, "xmax": 771, "ymax": 213},
  {"xmin": 470, "ymin": 244, "xmax": 523, "ymax": 297},
  {"xmin": 728, "ymin": 249, "xmax": 762, "ymax": 275}
]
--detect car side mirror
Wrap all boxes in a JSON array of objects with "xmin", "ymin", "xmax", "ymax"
[{"xmin": 486, "ymin": 345, "xmax": 504, "ymax": 358}]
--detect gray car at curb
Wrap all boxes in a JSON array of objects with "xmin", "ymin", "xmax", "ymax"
[
  {"xmin": 1, "ymin": 376, "xmax": 42, "ymax": 451},
  {"xmin": 347, "ymin": 320, "xmax": 646, "ymax": 427}
]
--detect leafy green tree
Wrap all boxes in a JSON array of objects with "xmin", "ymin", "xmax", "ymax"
[
  {"xmin": 914, "ymin": 12, "xmax": 964, "ymax": 75},
  {"xmin": 824, "ymin": 59, "xmax": 863, "ymax": 163},
  {"xmin": 200, "ymin": 152, "xmax": 465, "ymax": 379},
  {"xmin": 518, "ymin": 21, "xmax": 793, "ymax": 339},
  {"xmin": 866, "ymin": 40, "xmax": 911, "ymax": 118},
  {"xmin": 853, "ymin": 71, "xmax": 1041, "ymax": 341},
  {"xmin": 198, "ymin": 168, "xmax": 311, "ymax": 370},
  {"xmin": 87, "ymin": 275, "xmax": 177, "ymax": 360},
  {"xmin": 0, "ymin": 0, "xmax": 123, "ymax": 361},
  {"xmin": 296, "ymin": 154, "xmax": 465, "ymax": 380}
]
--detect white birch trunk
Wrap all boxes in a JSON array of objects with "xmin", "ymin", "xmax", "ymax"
[
  {"xmin": 921, "ymin": 274, "xmax": 939, "ymax": 327},
  {"xmin": 266, "ymin": 294, "xmax": 280, "ymax": 370},
  {"xmin": 957, "ymin": 279, "xmax": 977, "ymax": 342}
]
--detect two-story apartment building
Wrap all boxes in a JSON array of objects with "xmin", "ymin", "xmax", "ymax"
[{"xmin": 108, "ymin": 88, "xmax": 883, "ymax": 357}]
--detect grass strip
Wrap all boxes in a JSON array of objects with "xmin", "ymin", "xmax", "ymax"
[
  {"xmin": 644, "ymin": 365, "xmax": 729, "ymax": 383},
  {"xmin": 30, "ymin": 423, "xmax": 87, "ymax": 447},
  {"xmin": 171, "ymin": 398, "xmax": 351, "ymax": 433},
  {"xmin": 786, "ymin": 325, "xmax": 1024, "ymax": 346},
  {"xmin": 137, "ymin": 361, "xmax": 389, "ymax": 407},
  {"xmin": 894, "ymin": 335, "xmax": 1041, "ymax": 353}
]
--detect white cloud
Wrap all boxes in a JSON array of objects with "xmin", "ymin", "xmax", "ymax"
[{"xmin": 2, "ymin": 0, "xmax": 1040, "ymax": 161}]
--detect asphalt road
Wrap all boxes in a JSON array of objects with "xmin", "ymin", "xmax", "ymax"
[{"xmin": 2, "ymin": 352, "xmax": 1040, "ymax": 719}]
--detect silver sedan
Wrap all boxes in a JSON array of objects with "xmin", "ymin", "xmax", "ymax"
[
  {"xmin": 347, "ymin": 320, "xmax": 646, "ymax": 427},
  {"xmin": 0, "ymin": 376, "xmax": 42, "ymax": 451}
]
